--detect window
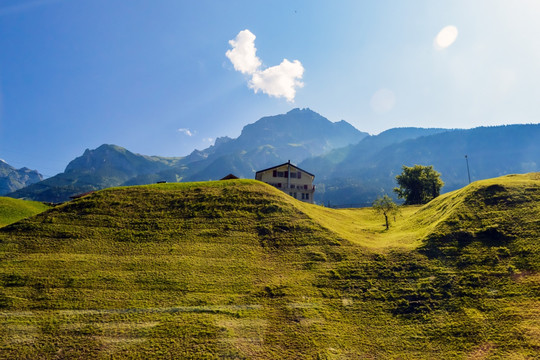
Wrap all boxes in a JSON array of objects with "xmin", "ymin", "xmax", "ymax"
[
  {"xmin": 277, "ymin": 171, "xmax": 284, "ymax": 177},
  {"xmin": 294, "ymin": 192, "xmax": 297, "ymax": 198},
  {"xmin": 277, "ymin": 183, "xmax": 282, "ymax": 188},
  {"xmin": 304, "ymin": 185, "xmax": 308, "ymax": 190},
  {"xmin": 305, "ymin": 193, "xmax": 309, "ymax": 200},
  {"xmin": 291, "ymin": 184, "xmax": 295, "ymax": 189},
  {"xmin": 301, "ymin": 193, "xmax": 305, "ymax": 200},
  {"xmin": 273, "ymin": 170, "xmax": 277, "ymax": 177},
  {"xmin": 291, "ymin": 172, "xmax": 297, "ymax": 178},
  {"xmin": 284, "ymin": 171, "xmax": 288, "ymax": 178},
  {"xmin": 298, "ymin": 172, "xmax": 302, "ymax": 179}
]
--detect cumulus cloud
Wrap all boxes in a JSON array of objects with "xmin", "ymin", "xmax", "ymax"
[
  {"xmin": 225, "ymin": 29, "xmax": 261, "ymax": 75},
  {"xmin": 249, "ymin": 59, "xmax": 304, "ymax": 102},
  {"xmin": 226, "ymin": 29, "xmax": 304, "ymax": 102},
  {"xmin": 178, "ymin": 128, "xmax": 194, "ymax": 136}
]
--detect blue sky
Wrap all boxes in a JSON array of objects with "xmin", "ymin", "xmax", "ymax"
[{"xmin": 1, "ymin": 0, "xmax": 539, "ymax": 176}]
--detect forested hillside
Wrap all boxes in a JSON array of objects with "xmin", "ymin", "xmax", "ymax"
[{"xmin": 309, "ymin": 124, "xmax": 540, "ymax": 206}]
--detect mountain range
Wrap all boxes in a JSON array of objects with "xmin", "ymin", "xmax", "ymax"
[
  {"xmin": 305, "ymin": 124, "xmax": 540, "ymax": 206},
  {"xmin": 0, "ymin": 160, "xmax": 42, "ymax": 195},
  {"xmin": 4, "ymin": 108, "xmax": 539, "ymax": 204}
]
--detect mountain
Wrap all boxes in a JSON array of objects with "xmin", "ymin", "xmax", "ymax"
[
  {"xmin": 7, "ymin": 144, "xmax": 182, "ymax": 203},
  {"xmin": 7, "ymin": 109, "xmax": 538, "ymax": 206},
  {"xmin": 0, "ymin": 174, "xmax": 538, "ymax": 357},
  {"xmin": 301, "ymin": 127, "xmax": 451, "ymax": 182},
  {"xmin": 309, "ymin": 124, "xmax": 540, "ymax": 206},
  {"xmin": 9, "ymin": 109, "xmax": 367, "ymax": 203},
  {"xmin": 0, "ymin": 160, "xmax": 43, "ymax": 195},
  {"xmin": 127, "ymin": 108, "xmax": 369, "ymax": 184}
]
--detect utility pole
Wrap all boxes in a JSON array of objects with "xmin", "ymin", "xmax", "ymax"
[{"xmin": 465, "ymin": 155, "xmax": 471, "ymax": 184}]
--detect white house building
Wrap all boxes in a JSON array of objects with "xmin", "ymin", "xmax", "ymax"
[{"xmin": 255, "ymin": 161, "xmax": 315, "ymax": 203}]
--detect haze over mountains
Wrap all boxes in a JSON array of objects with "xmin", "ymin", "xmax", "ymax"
[
  {"xmin": 306, "ymin": 124, "xmax": 540, "ymax": 206},
  {"xmin": 3, "ymin": 108, "xmax": 539, "ymax": 204}
]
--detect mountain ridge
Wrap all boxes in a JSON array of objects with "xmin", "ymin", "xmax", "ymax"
[
  {"xmin": 312, "ymin": 123, "xmax": 540, "ymax": 206},
  {"xmin": 7, "ymin": 109, "xmax": 367, "ymax": 202},
  {"xmin": 0, "ymin": 160, "xmax": 43, "ymax": 195},
  {"xmin": 5, "ymin": 108, "xmax": 539, "ymax": 205}
]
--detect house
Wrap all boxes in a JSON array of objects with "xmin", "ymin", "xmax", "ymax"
[{"xmin": 255, "ymin": 161, "xmax": 315, "ymax": 203}]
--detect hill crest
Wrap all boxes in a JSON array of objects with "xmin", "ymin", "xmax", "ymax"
[{"xmin": 1, "ymin": 174, "xmax": 539, "ymax": 357}]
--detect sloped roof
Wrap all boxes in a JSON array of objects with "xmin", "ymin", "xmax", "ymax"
[
  {"xmin": 220, "ymin": 174, "xmax": 239, "ymax": 180},
  {"xmin": 255, "ymin": 161, "xmax": 315, "ymax": 177}
]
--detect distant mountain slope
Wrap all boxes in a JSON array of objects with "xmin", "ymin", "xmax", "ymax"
[
  {"xmin": 314, "ymin": 124, "xmax": 540, "ymax": 206},
  {"xmin": 0, "ymin": 160, "xmax": 43, "ymax": 195},
  {"xmin": 0, "ymin": 175, "xmax": 539, "ymax": 357},
  {"xmin": 7, "ymin": 144, "xmax": 182, "ymax": 202},
  {"xmin": 126, "ymin": 108, "xmax": 368, "ymax": 184},
  {"xmin": 10, "ymin": 109, "xmax": 367, "ymax": 202},
  {"xmin": 301, "ymin": 127, "xmax": 451, "ymax": 182}
]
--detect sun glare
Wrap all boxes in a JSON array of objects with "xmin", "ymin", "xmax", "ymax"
[{"xmin": 434, "ymin": 25, "xmax": 458, "ymax": 50}]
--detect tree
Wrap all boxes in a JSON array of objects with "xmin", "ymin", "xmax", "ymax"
[
  {"xmin": 393, "ymin": 165, "xmax": 444, "ymax": 205},
  {"xmin": 372, "ymin": 195, "xmax": 399, "ymax": 230}
]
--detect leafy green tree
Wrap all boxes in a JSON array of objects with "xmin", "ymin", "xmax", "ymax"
[
  {"xmin": 393, "ymin": 165, "xmax": 444, "ymax": 205},
  {"xmin": 372, "ymin": 195, "xmax": 399, "ymax": 230}
]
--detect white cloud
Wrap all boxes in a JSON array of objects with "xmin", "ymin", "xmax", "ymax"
[
  {"xmin": 249, "ymin": 59, "xmax": 304, "ymax": 102},
  {"xmin": 226, "ymin": 29, "xmax": 304, "ymax": 102},
  {"xmin": 178, "ymin": 128, "xmax": 194, "ymax": 136},
  {"xmin": 434, "ymin": 25, "xmax": 458, "ymax": 50},
  {"xmin": 225, "ymin": 29, "xmax": 261, "ymax": 75},
  {"xmin": 203, "ymin": 137, "xmax": 214, "ymax": 144}
]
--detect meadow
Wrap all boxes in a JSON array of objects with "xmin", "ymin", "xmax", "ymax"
[
  {"xmin": 0, "ymin": 197, "xmax": 49, "ymax": 228},
  {"xmin": 0, "ymin": 175, "xmax": 539, "ymax": 358}
]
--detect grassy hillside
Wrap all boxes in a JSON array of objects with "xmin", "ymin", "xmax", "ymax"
[
  {"xmin": 0, "ymin": 175, "xmax": 538, "ymax": 358},
  {"xmin": 0, "ymin": 197, "xmax": 49, "ymax": 227}
]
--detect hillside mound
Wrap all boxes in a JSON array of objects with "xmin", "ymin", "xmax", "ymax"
[
  {"xmin": 0, "ymin": 197, "xmax": 49, "ymax": 227},
  {"xmin": 410, "ymin": 173, "xmax": 540, "ymax": 269},
  {"xmin": 1, "ymin": 178, "xmax": 539, "ymax": 358},
  {"xmin": 3, "ymin": 179, "xmax": 342, "ymax": 251}
]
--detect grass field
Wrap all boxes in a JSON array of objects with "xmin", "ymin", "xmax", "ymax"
[
  {"xmin": 0, "ymin": 175, "xmax": 539, "ymax": 358},
  {"xmin": 0, "ymin": 197, "xmax": 50, "ymax": 228}
]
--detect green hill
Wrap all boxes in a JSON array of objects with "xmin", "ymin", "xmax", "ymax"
[
  {"xmin": 0, "ymin": 197, "xmax": 49, "ymax": 227},
  {"xmin": 0, "ymin": 175, "xmax": 538, "ymax": 358}
]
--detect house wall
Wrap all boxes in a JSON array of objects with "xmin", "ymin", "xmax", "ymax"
[{"xmin": 256, "ymin": 163, "xmax": 315, "ymax": 203}]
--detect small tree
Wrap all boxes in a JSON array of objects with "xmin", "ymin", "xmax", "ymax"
[
  {"xmin": 373, "ymin": 195, "xmax": 399, "ymax": 230},
  {"xmin": 393, "ymin": 165, "xmax": 444, "ymax": 205}
]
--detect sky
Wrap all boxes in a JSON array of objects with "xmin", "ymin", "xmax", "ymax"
[{"xmin": 1, "ymin": 0, "xmax": 539, "ymax": 176}]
